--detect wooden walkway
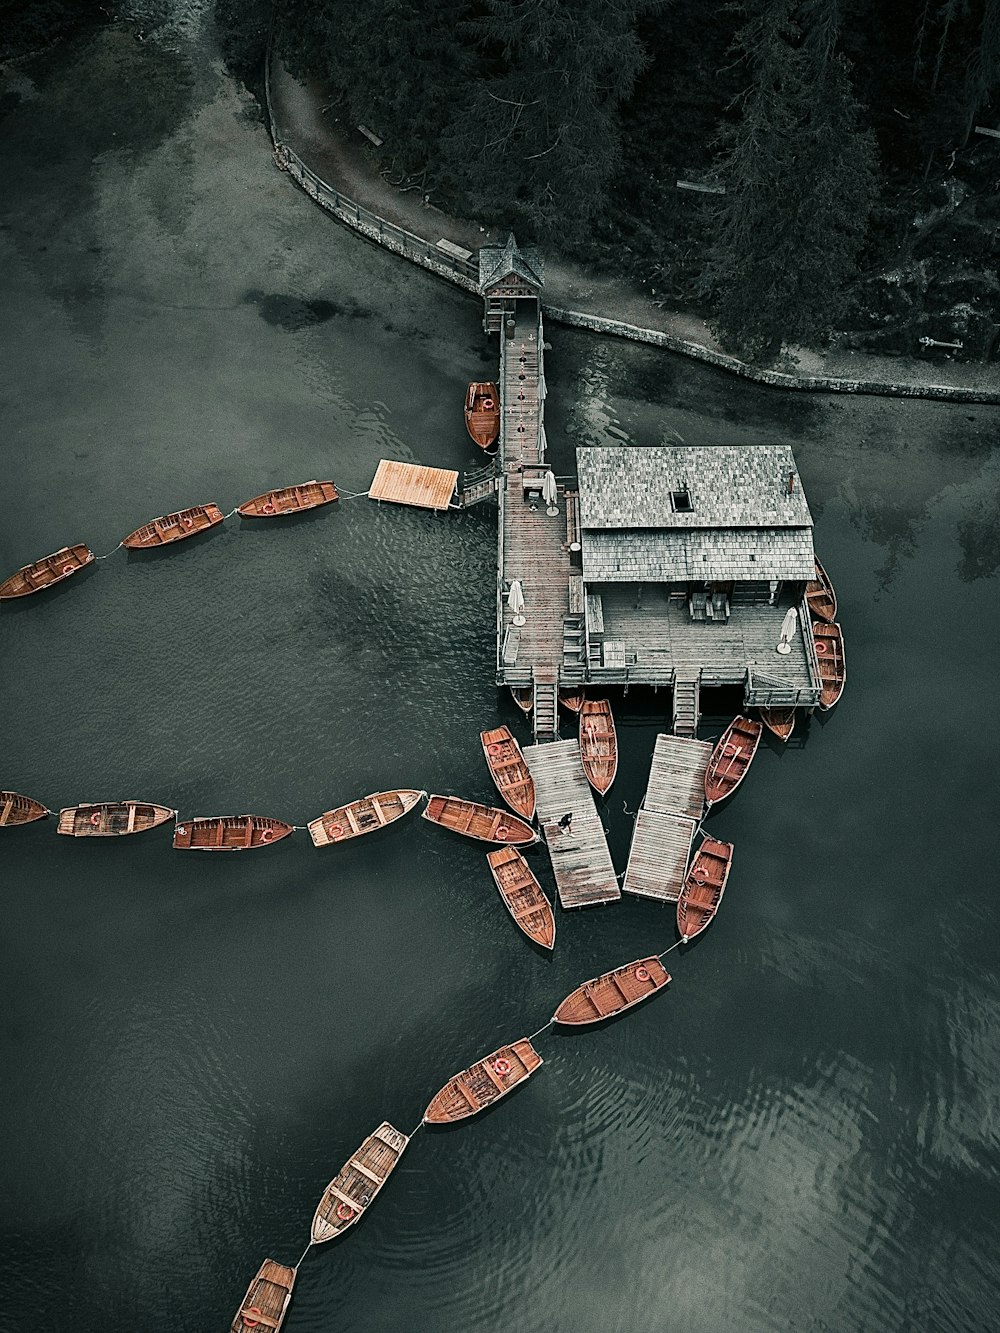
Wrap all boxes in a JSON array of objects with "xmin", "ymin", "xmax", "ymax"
[
  {"xmin": 523, "ymin": 739, "xmax": 620, "ymax": 909},
  {"xmin": 497, "ymin": 317, "xmax": 571, "ymax": 688},
  {"xmin": 621, "ymin": 734, "xmax": 709, "ymax": 902},
  {"xmin": 368, "ymin": 460, "xmax": 458, "ymax": 511},
  {"xmin": 642, "ymin": 735, "xmax": 712, "ymax": 818},
  {"xmin": 622, "ymin": 809, "xmax": 698, "ymax": 902}
]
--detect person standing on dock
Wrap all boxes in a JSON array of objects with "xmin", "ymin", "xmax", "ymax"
[{"xmin": 558, "ymin": 812, "xmax": 573, "ymax": 832}]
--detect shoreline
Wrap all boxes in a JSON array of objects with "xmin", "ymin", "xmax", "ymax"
[{"xmin": 264, "ymin": 51, "xmax": 1000, "ymax": 406}]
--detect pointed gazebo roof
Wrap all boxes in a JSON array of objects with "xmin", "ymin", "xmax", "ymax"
[{"xmin": 478, "ymin": 232, "xmax": 544, "ymax": 294}]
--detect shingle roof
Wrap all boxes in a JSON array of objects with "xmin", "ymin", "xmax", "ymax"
[
  {"xmin": 582, "ymin": 527, "xmax": 816, "ymax": 582},
  {"xmin": 576, "ymin": 446, "xmax": 813, "ymax": 530},
  {"xmin": 478, "ymin": 232, "xmax": 545, "ymax": 292}
]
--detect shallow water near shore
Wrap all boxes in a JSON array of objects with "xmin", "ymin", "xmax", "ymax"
[{"xmin": 2, "ymin": 16, "xmax": 1000, "ymax": 1333}]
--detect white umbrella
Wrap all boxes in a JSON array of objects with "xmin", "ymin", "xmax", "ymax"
[
  {"xmin": 776, "ymin": 605, "xmax": 798, "ymax": 655},
  {"xmin": 508, "ymin": 579, "xmax": 526, "ymax": 626},
  {"xmin": 542, "ymin": 469, "xmax": 558, "ymax": 515}
]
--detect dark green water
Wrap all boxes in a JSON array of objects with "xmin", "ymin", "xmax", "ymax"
[{"xmin": 3, "ymin": 13, "xmax": 999, "ymax": 1333}]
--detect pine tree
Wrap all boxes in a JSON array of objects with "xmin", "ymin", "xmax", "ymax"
[{"xmin": 700, "ymin": 0, "xmax": 880, "ymax": 362}]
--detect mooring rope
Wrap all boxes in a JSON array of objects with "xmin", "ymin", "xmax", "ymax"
[
  {"xmin": 293, "ymin": 1241, "xmax": 312, "ymax": 1270},
  {"xmin": 336, "ymin": 489, "xmax": 369, "ymax": 500},
  {"xmin": 93, "ymin": 542, "xmax": 123, "ymax": 561},
  {"xmin": 657, "ymin": 938, "xmax": 685, "ymax": 961},
  {"xmin": 526, "ymin": 1018, "xmax": 554, "ymax": 1043},
  {"xmin": 223, "ymin": 507, "xmax": 240, "ymax": 519}
]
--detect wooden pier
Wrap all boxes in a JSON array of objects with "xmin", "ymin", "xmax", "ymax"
[
  {"xmin": 523, "ymin": 739, "xmax": 620, "ymax": 909},
  {"xmin": 368, "ymin": 460, "xmax": 458, "ymax": 511},
  {"xmin": 621, "ymin": 735, "xmax": 711, "ymax": 902},
  {"xmin": 641, "ymin": 735, "xmax": 712, "ymax": 818}
]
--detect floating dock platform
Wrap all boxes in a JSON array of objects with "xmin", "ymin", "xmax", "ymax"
[
  {"xmin": 622, "ymin": 735, "xmax": 711, "ymax": 902},
  {"xmin": 522, "ymin": 739, "xmax": 620, "ymax": 909},
  {"xmin": 368, "ymin": 460, "xmax": 458, "ymax": 511}
]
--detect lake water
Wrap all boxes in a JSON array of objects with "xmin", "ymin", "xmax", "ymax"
[{"xmin": 2, "ymin": 13, "xmax": 999, "ymax": 1333}]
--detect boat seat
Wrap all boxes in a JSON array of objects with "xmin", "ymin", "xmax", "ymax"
[{"xmin": 239, "ymin": 1310, "xmax": 280, "ymax": 1330}]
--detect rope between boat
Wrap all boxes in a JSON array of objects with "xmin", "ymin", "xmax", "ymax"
[
  {"xmin": 658, "ymin": 939, "xmax": 684, "ymax": 961},
  {"xmin": 526, "ymin": 1018, "xmax": 554, "ymax": 1043},
  {"xmin": 223, "ymin": 507, "xmax": 239, "ymax": 519},
  {"xmin": 94, "ymin": 542, "xmax": 123, "ymax": 560},
  {"xmin": 293, "ymin": 1241, "xmax": 313, "ymax": 1270}
]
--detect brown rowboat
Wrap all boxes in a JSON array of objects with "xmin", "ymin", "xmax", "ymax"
[
  {"xmin": 57, "ymin": 801, "xmax": 175, "ymax": 837},
  {"xmin": 580, "ymin": 698, "xmax": 617, "ymax": 795},
  {"xmin": 704, "ymin": 716, "xmax": 762, "ymax": 807},
  {"xmin": 311, "ymin": 1122, "xmax": 409, "ymax": 1243},
  {"xmin": 553, "ymin": 957, "xmax": 670, "ymax": 1026},
  {"xmin": 677, "ymin": 837, "xmax": 734, "ymax": 941},
  {"xmin": 486, "ymin": 847, "xmax": 555, "ymax": 950},
  {"xmin": 308, "ymin": 789, "xmax": 422, "ymax": 847},
  {"xmin": 423, "ymin": 1038, "xmax": 542, "ymax": 1124},
  {"xmin": 0, "ymin": 544, "xmax": 94, "ymax": 600},
  {"xmin": 422, "ymin": 795, "xmax": 537, "ymax": 846},
  {"xmin": 122, "ymin": 505, "xmax": 224, "ymax": 549},
  {"xmin": 465, "ymin": 380, "xmax": 500, "ymax": 450},
  {"xmin": 759, "ymin": 707, "xmax": 795, "ymax": 743},
  {"xmin": 559, "ymin": 688, "xmax": 585, "ymax": 714},
  {"xmin": 229, "ymin": 1259, "xmax": 295, "ymax": 1333},
  {"xmin": 806, "ymin": 557, "xmax": 837, "ymax": 623},
  {"xmin": 0, "ymin": 791, "xmax": 48, "ymax": 826},
  {"xmin": 173, "ymin": 815, "xmax": 293, "ymax": 851},
  {"xmin": 509, "ymin": 686, "xmax": 533, "ymax": 714},
  {"xmin": 813, "ymin": 621, "xmax": 846, "ymax": 710},
  {"xmin": 237, "ymin": 480, "xmax": 338, "ymax": 518},
  {"xmin": 481, "ymin": 726, "xmax": 535, "ymax": 820}
]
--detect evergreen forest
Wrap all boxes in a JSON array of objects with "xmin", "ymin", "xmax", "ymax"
[{"xmin": 275, "ymin": 0, "xmax": 1000, "ymax": 363}]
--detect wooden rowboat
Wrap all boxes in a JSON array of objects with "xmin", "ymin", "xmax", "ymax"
[
  {"xmin": 677, "ymin": 837, "xmax": 734, "ymax": 942},
  {"xmin": 553, "ymin": 957, "xmax": 670, "ymax": 1026},
  {"xmin": 509, "ymin": 686, "xmax": 533, "ymax": 714},
  {"xmin": 559, "ymin": 688, "xmax": 585, "ymax": 714},
  {"xmin": 704, "ymin": 716, "xmax": 762, "ymax": 807},
  {"xmin": 122, "ymin": 504, "xmax": 224, "ymax": 549},
  {"xmin": 0, "ymin": 791, "xmax": 48, "ymax": 826},
  {"xmin": 580, "ymin": 699, "xmax": 617, "ymax": 795},
  {"xmin": 237, "ymin": 480, "xmax": 338, "ymax": 518},
  {"xmin": 422, "ymin": 795, "xmax": 537, "ymax": 846},
  {"xmin": 311, "ymin": 1122, "xmax": 409, "ymax": 1243},
  {"xmin": 57, "ymin": 801, "xmax": 174, "ymax": 837},
  {"xmin": 806, "ymin": 557, "xmax": 837, "ymax": 623},
  {"xmin": 813, "ymin": 620, "xmax": 846, "ymax": 710},
  {"xmin": 759, "ymin": 707, "xmax": 795, "ymax": 743},
  {"xmin": 173, "ymin": 815, "xmax": 293, "ymax": 851},
  {"xmin": 486, "ymin": 847, "xmax": 555, "ymax": 949},
  {"xmin": 481, "ymin": 726, "xmax": 535, "ymax": 820},
  {"xmin": 308, "ymin": 789, "xmax": 422, "ymax": 847},
  {"xmin": 0, "ymin": 544, "xmax": 94, "ymax": 600},
  {"xmin": 423, "ymin": 1038, "xmax": 542, "ymax": 1124},
  {"xmin": 229, "ymin": 1259, "xmax": 295, "ymax": 1333},
  {"xmin": 465, "ymin": 380, "xmax": 500, "ymax": 450}
]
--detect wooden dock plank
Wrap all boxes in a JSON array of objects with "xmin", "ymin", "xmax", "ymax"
[
  {"xmin": 622, "ymin": 809, "xmax": 697, "ymax": 902},
  {"xmin": 368, "ymin": 460, "xmax": 458, "ymax": 511},
  {"xmin": 523, "ymin": 739, "xmax": 620, "ymax": 909},
  {"xmin": 643, "ymin": 735, "xmax": 712, "ymax": 819}
]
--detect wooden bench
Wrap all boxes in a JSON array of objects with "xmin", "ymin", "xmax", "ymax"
[{"xmin": 437, "ymin": 238, "xmax": 473, "ymax": 262}]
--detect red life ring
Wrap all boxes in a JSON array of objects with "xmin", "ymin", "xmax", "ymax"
[
  {"xmin": 335, "ymin": 1201, "xmax": 356, "ymax": 1222},
  {"xmin": 496, "ymin": 826, "xmax": 510, "ymax": 840},
  {"xmin": 493, "ymin": 1057, "xmax": 512, "ymax": 1077},
  {"xmin": 693, "ymin": 874, "xmax": 707, "ymax": 886},
  {"xmin": 263, "ymin": 502, "xmax": 275, "ymax": 514},
  {"xmin": 482, "ymin": 398, "xmax": 494, "ymax": 409},
  {"xmin": 328, "ymin": 823, "xmax": 344, "ymax": 838},
  {"xmin": 487, "ymin": 743, "xmax": 502, "ymax": 755},
  {"xmin": 89, "ymin": 811, "xmax": 102, "ymax": 826},
  {"xmin": 176, "ymin": 827, "xmax": 186, "ymax": 837},
  {"xmin": 723, "ymin": 743, "xmax": 738, "ymax": 756},
  {"xmin": 243, "ymin": 1309, "xmax": 262, "ymax": 1329},
  {"xmin": 182, "ymin": 516, "xmax": 194, "ymax": 529},
  {"xmin": 61, "ymin": 563, "xmax": 74, "ymax": 576},
  {"xmin": 635, "ymin": 966, "xmax": 650, "ymax": 982},
  {"xmin": 261, "ymin": 828, "xmax": 274, "ymax": 842},
  {"xmin": 816, "ymin": 641, "xmax": 827, "ymax": 652}
]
